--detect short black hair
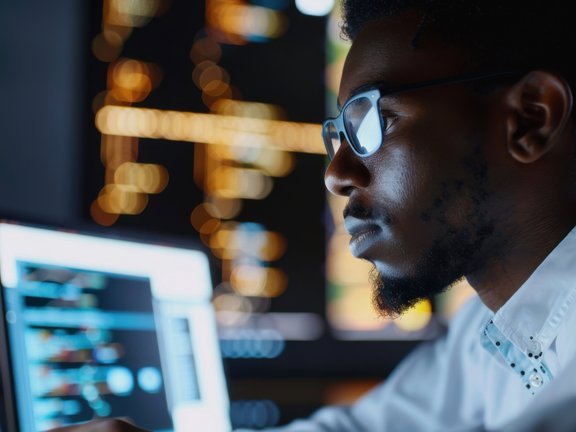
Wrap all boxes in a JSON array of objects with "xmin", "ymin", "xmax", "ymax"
[{"xmin": 341, "ymin": 1, "xmax": 576, "ymax": 86}]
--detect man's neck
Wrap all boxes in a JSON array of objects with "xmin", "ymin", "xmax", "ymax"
[{"xmin": 467, "ymin": 215, "xmax": 576, "ymax": 312}]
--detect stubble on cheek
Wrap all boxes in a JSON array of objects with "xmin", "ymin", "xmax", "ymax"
[{"xmin": 369, "ymin": 137, "xmax": 504, "ymax": 317}]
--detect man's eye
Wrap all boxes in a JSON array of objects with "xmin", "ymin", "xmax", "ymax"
[{"xmin": 381, "ymin": 113, "xmax": 397, "ymax": 133}]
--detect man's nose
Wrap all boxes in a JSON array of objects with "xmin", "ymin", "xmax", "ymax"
[{"xmin": 324, "ymin": 139, "xmax": 370, "ymax": 196}]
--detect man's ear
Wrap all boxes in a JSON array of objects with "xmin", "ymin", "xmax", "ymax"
[{"xmin": 505, "ymin": 71, "xmax": 573, "ymax": 164}]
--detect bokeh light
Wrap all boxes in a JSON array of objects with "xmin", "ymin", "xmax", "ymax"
[
  {"xmin": 97, "ymin": 184, "xmax": 148, "ymax": 215},
  {"xmin": 295, "ymin": 0, "xmax": 335, "ymax": 16},
  {"xmin": 95, "ymin": 106, "xmax": 326, "ymax": 154},
  {"xmin": 230, "ymin": 265, "xmax": 287, "ymax": 298},
  {"xmin": 207, "ymin": 2, "xmax": 287, "ymax": 43},
  {"xmin": 114, "ymin": 162, "xmax": 169, "ymax": 194},
  {"xmin": 105, "ymin": 0, "xmax": 161, "ymax": 27},
  {"xmin": 394, "ymin": 299, "xmax": 433, "ymax": 332}
]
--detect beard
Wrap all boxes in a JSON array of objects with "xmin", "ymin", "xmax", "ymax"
[{"xmin": 370, "ymin": 222, "xmax": 494, "ymax": 318}]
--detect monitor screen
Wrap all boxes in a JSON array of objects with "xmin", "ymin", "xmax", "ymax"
[{"xmin": 0, "ymin": 220, "xmax": 230, "ymax": 432}]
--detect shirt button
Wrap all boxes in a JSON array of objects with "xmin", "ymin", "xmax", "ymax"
[
  {"xmin": 529, "ymin": 372, "xmax": 543, "ymax": 388},
  {"xmin": 527, "ymin": 340, "xmax": 542, "ymax": 356}
]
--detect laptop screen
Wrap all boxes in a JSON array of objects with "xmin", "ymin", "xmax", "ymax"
[{"xmin": 0, "ymin": 220, "xmax": 231, "ymax": 432}]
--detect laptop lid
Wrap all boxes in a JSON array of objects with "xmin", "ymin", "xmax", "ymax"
[{"xmin": 0, "ymin": 220, "xmax": 231, "ymax": 432}]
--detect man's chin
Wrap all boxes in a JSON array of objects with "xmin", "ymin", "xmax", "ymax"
[
  {"xmin": 369, "ymin": 266, "xmax": 422, "ymax": 318},
  {"xmin": 369, "ymin": 265, "xmax": 456, "ymax": 319}
]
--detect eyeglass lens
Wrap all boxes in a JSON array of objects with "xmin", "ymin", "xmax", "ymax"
[
  {"xmin": 344, "ymin": 97, "xmax": 382, "ymax": 156},
  {"xmin": 327, "ymin": 123, "xmax": 341, "ymax": 157}
]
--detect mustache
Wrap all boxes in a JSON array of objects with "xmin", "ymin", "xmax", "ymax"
[{"xmin": 343, "ymin": 202, "xmax": 392, "ymax": 224}]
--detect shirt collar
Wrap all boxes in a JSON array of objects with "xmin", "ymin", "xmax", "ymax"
[{"xmin": 491, "ymin": 225, "xmax": 576, "ymax": 357}]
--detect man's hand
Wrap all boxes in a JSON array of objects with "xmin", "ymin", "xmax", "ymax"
[{"xmin": 46, "ymin": 418, "xmax": 150, "ymax": 432}]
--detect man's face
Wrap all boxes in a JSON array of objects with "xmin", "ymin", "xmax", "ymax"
[{"xmin": 325, "ymin": 12, "xmax": 508, "ymax": 316}]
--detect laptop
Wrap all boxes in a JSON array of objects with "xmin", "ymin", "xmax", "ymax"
[{"xmin": 0, "ymin": 219, "xmax": 231, "ymax": 432}]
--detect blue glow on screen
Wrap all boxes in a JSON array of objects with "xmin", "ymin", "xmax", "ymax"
[{"xmin": 5, "ymin": 262, "xmax": 174, "ymax": 432}]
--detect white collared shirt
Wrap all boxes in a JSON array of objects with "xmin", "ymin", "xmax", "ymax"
[{"xmin": 242, "ymin": 226, "xmax": 576, "ymax": 431}]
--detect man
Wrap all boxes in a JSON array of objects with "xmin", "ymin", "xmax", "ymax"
[{"xmin": 55, "ymin": 0, "xmax": 576, "ymax": 430}]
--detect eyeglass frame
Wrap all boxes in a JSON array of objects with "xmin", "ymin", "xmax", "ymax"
[{"xmin": 322, "ymin": 70, "xmax": 525, "ymax": 160}]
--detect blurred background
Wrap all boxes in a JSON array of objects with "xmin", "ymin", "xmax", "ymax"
[{"xmin": 0, "ymin": 0, "xmax": 474, "ymax": 428}]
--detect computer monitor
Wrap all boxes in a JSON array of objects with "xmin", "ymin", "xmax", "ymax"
[{"xmin": 0, "ymin": 219, "xmax": 231, "ymax": 432}]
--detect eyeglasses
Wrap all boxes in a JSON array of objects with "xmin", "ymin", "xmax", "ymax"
[{"xmin": 322, "ymin": 71, "xmax": 523, "ymax": 160}]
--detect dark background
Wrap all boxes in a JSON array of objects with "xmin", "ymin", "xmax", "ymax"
[{"xmin": 0, "ymin": 0, "xmax": 421, "ymax": 428}]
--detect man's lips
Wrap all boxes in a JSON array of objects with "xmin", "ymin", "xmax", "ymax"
[{"xmin": 344, "ymin": 216, "xmax": 382, "ymax": 257}]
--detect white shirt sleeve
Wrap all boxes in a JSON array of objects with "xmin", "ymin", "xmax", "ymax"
[{"xmin": 235, "ymin": 296, "xmax": 488, "ymax": 432}]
